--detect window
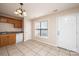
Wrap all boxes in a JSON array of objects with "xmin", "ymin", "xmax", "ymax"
[{"xmin": 35, "ymin": 21, "xmax": 48, "ymax": 38}]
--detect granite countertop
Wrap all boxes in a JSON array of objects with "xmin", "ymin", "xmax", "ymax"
[{"xmin": 0, "ymin": 31, "xmax": 24, "ymax": 34}]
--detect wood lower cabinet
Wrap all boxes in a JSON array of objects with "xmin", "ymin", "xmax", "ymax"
[
  {"xmin": 0, "ymin": 34, "xmax": 16, "ymax": 47},
  {"xmin": 0, "ymin": 36, "xmax": 1, "ymax": 46},
  {"xmin": 8, "ymin": 34, "xmax": 16, "ymax": 45},
  {"xmin": 0, "ymin": 35, "xmax": 9, "ymax": 46}
]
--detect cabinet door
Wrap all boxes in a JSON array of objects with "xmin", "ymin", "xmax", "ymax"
[
  {"xmin": 0, "ymin": 35, "xmax": 9, "ymax": 46},
  {"xmin": 8, "ymin": 34, "xmax": 16, "ymax": 45},
  {"xmin": 7, "ymin": 19, "xmax": 15, "ymax": 24},
  {"xmin": 0, "ymin": 17, "xmax": 8, "ymax": 23},
  {"xmin": 14, "ymin": 20, "xmax": 22, "ymax": 28},
  {"xmin": 15, "ymin": 21, "xmax": 20, "ymax": 28}
]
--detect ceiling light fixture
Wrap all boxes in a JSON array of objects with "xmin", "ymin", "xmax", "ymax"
[{"xmin": 14, "ymin": 3, "xmax": 27, "ymax": 17}]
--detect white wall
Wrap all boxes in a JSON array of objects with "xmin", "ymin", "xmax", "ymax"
[
  {"xmin": 0, "ymin": 23, "xmax": 22, "ymax": 32},
  {"xmin": 24, "ymin": 17, "xmax": 32, "ymax": 41},
  {"xmin": 32, "ymin": 15, "xmax": 57, "ymax": 46},
  {"xmin": 32, "ymin": 7, "xmax": 79, "ymax": 49}
]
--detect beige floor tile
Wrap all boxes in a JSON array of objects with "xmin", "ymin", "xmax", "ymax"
[
  {"xmin": 23, "ymin": 51, "xmax": 36, "ymax": 56},
  {"xmin": 31, "ymin": 47, "xmax": 42, "ymax": 53},
  {"xmin": 7, "ymin": 45, "xmax": 16, "ymax": 49},
  {"xmin": 48, "ymin": 46, "xmax": 60, "ymax": 55},
  {"xmin": 38, "ymin": 48, "xmax": 49, "ymax": 56},
  {"xmin": 58, "ymin": 48, "xmax": 70, "ymax": 56},
  {"xmin": 8, "ymin": 50, "xmax": 23, "ymax": 56},
  {"xmin": 7, "ymin": 46, "xmax": 23, "ymax": 56},
  {"xmin": 16, "ymin": 44, "xmax": 26, "ymax": 49},
  {"xmin": 46, "ymin": 52, "xmax": 58, "ymax": 56},
  {"xmin": 0, "ymin": 40, "xmax": 79, "ymax": 56},
  {"xmin": 18, "ymin": 47, "xmax": 31, "ymax": 54},
  {"xmin": 0, "ymin": 47, "xmax": 8, "ymax": 56},
  {"xmin": 48, "ymin": 49, "xmax": 59, "ymax": 56},
  {"xmin": 70, "ymin": 51, "xmax": 79, "ymax": 56}
]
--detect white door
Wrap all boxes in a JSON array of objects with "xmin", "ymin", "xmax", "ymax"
[
  {"xmin": 76, "ymin": 14, "xmax": 79, "ymax": 52},
  {"xmin": 57, "ymin": 15, "xmax": 76, "ymax": 51}
]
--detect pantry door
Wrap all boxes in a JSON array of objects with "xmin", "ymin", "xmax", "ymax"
[{"xmin": 57, "ymin": 15, "xmax": 76, "ymax": 51}]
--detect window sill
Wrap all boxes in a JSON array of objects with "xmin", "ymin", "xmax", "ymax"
[{"xmin": 36, "ymin": 36, "xmax": 48, "ymax": 39}]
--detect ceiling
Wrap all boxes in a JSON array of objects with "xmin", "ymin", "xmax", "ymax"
[{"xmin": 0, "ymin": 3, "xmax": 79, "ymax": 20}]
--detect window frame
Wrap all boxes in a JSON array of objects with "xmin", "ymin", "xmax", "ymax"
[{"xmin": 35, "ymin": 21, "xmax": 48, "ymax": 37}]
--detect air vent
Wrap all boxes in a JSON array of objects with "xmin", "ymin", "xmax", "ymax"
[{"xmin": 53, "ymin": 9, "xmax": 58, "ymax": 12}]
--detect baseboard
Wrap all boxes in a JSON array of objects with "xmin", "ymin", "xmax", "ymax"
[
  {"xmin": 24, "ymin": 39, "xmax": 32, "ymax": 42},
  {"xmin": 33, "ymin": 39, "xmax": 58, "ymax": 48},
  {"xmin": 33, "ymin": 39, "xmax": 79, "ymax": 53}
]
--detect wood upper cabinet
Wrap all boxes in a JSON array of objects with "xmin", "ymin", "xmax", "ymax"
[
  {"xmin": 0, "ymin": 17, "xmax": 8, "ymax": 23},
  {"xmin": 7, "ymin": 19, "xmax": 22, "ymax": 28},
  {"xmin": 0, "ymin": 34, "xmax": 16, "ymax": 47},
  {"xmin": 0, "ymin": 16, "xmax": 23, "ymax": 28},
  {"xmin": 14, "ymin": 20, "xmax": 22, "ymax": 28},
  {"xmin": 7, "ymin": 19, "xmax": 15, "ymax": 24}
]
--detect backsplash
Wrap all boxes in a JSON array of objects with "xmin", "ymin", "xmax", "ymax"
[{"xmin": 0, "ymin": 23, "xmax": 22, "ymax": 32}]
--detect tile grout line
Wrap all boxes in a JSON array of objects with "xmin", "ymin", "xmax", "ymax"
[
  {"xmin": 34, "ymin": 40, "xmax": 78, "ymax": 56},
  {"xmin": 15, "ymin": 45, "xmax": 25, "ymax": 56},
  {"xmin": 22, "ymin": 43, "xmax": 40, "ymax": 56},
  {"xmin": 0, "ymin": 40, "xmax": 79, "ymax": 56},
  {"xmin": 6, "ymin": 46, "xmax": 9, "ymax": 56}
]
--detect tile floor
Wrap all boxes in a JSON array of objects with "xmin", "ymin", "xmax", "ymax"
[{"xmin": 0, "ymin": 40, "xmax": 79, "ymax": 56}]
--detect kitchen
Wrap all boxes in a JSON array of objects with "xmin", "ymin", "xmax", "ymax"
[{"xmin": 0, "ymin": 16, "xmax": 24, "ymax": 46}]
